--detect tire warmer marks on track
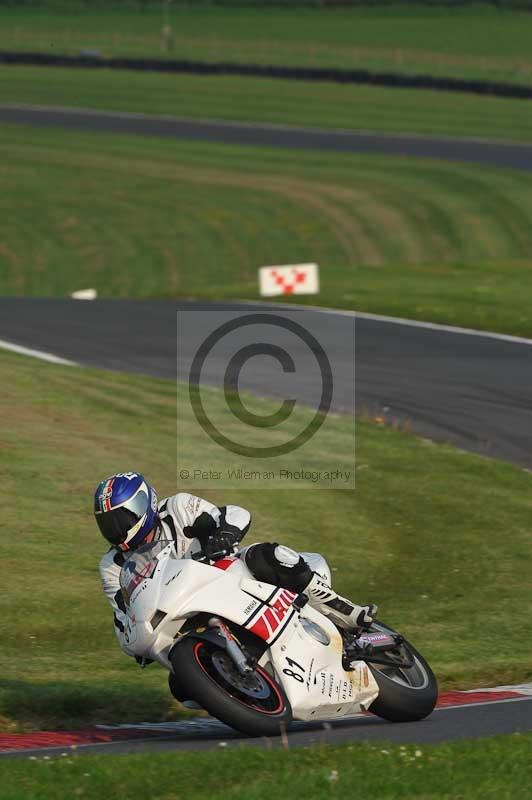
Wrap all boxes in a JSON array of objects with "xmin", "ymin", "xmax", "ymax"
[{"xmin": 1, "ymin": 685, "xmax": 531, "ymax": 754}]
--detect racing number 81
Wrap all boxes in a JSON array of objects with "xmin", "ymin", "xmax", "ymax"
[{"xmin": 283, "ymin": 657, "xmax": 305, "ymax": 683}]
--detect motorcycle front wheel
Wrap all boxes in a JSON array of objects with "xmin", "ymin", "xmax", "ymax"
[
  {"xmin": 171, "ymin": 637, "xmax": 292, "ymax": 737},
  {"xmin": 367, "ymin": 621, "xmax": 438, "ymax": 722}
]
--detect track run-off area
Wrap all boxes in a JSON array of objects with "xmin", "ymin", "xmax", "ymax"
[{"xmin": 1, "ymin": 106, "xmax": 532, "ymax": 755}]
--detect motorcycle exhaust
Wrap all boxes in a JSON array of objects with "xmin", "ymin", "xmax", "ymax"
[{"xmin": 208, "ymin": 617, "xmax": 253, "ymax": 675}]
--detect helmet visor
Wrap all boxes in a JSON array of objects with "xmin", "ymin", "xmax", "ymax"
[
  {"xmin": 96, "ymin": 487, "xmax": 150, "ymax": 546},
  {"xmin": 122, "ymin": 487, "xmax": 150, "ymax": 519},
  {"xmin": 96, "ymin": 507, "xmax": 139, "ymax": 546}
]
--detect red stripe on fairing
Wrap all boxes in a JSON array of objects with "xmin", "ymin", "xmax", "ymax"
[
  {"xmin": 246, "ymin": 592, "xmax": 296, "ymax": 643},
  {"xmin": 248, "ymin": 614, "xmax": 270, "ymax": 641},
  {"xmin": 264, "ymin": 607, "xmax": 278, "ymax": 632},
  {"xmin": 244, "ymin": 588, "xmax": 298, "ymax": 643},
  {"xmin": 213, "ymin": 556, "xmax": 237, "ymax": 571},
  {"xmin": 281, "ymin": 590, "xmax": 297, "ymax": 603},
  {"xmin": 273, "ymin": 590, "xmax": 296, "ymax": 616}
]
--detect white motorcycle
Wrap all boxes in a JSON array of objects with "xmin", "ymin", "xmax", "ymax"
[{"xmin": 119, "ymin": 539, "xmax": 437, "ymax": 736}]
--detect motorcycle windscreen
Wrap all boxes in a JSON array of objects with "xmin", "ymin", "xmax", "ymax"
[{"xmin": 119, "ymin": 539, "xmax": 174, "ymax": 605}]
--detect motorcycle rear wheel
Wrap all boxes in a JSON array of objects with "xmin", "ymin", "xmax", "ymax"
[
  {"xmin": 172, "ymin": 637, "xmax": 292, "ymax": 737},
  {"xmin": 367, "ymin": 621, "xmax": 438, "ymax": 723}
]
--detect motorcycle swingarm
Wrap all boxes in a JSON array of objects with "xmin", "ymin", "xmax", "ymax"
[
  {"xmin": 356, "ymin": 653, "xmax": 414, "ymax": 669},
  {"xmin": 344, "ymin": 629, "xmax": 414, "ymax": 670}
]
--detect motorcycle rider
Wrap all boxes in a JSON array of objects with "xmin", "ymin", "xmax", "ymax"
[{"xmin": 95, "ymin": 472, "xmax": 376, "ymax": 658}]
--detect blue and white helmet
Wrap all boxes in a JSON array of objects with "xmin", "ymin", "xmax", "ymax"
[{"xmin": 94, "ymin": 472, "xmax": 158, "ymax": 551}]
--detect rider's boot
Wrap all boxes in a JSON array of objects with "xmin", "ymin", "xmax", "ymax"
[
  {"xmin": 243, "ymin": 543, "xmax": 377, "ymax": 632},
  {"xmin": 304, "ymin": 572, "xmax": 377, "ymax": 631}
]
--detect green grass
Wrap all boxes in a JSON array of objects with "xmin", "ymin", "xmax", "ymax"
[
  {"xmin": 2, "ymin": 737, "xmax": 532, "ymax": 800},
  {"xmin": 2, "ymin": 124, "xmax": 532, "ymax": 336},
  {"xmin": 1, "ymin": 350, "xmax": 532, "ymax": 730},
  {"xmin": 4, "ymin": 64, "xmax": 532, "ymax": 143},
  {"xmin": 1, "ymin": 4, "xmax": 532, "ymax": 86}
]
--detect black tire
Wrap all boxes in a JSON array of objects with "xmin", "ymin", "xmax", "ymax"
[
  {"xmin": 367, "ymin": 621, "xmax": 438, "ymax": 723},
  {"xmin": 171, "ymin": 636, "xmax": 292, "ymax": 737}
]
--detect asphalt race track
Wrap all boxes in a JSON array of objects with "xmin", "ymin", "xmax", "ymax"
[
  {"xmin": 2, "ymin": 104, "xmax": 532, "ymax": 170},
  {"xmin": 2, "ymin": 697, "xmax": 532, "ymax": 758},
  {"xmin": 2, "ymin": 297, "xmax": 532, "ymax": 467}
]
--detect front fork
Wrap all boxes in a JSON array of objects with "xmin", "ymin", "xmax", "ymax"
[{"xmin": 208, "ymin": 617, "xmax": 254, "ymax": 675}]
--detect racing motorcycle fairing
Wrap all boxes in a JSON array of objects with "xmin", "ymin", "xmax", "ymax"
[
  {"xmin": 119, "ymin": 543, "xmax": 294, "ymax": 666},
  {"xmin": 119, "ymin": 539, "xmax": 379, "ymax": 720},
  {"xmin": 264, "ymin": 603, "xmax": 378, "ymax": 720}
]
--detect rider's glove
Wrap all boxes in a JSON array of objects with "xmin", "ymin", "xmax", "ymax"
[
  {"xmin": 183, "ymin": 511, "xmax": 217, "ymax": 542},
  {"xmin": 356, "ymin": 604, "xmax": 378, "ymax": 627},
  {"xmin": 184, "ymin": 511, "xmax": 241, "ymax": 562},
  {"xmin": 202, "ymin": 531, "xmax": 240, "ymax": 562}
]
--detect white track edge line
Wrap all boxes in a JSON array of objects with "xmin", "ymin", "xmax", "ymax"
[
  {"xmin": 0, "ymin": 338, "xmax": 78, "ymax": 366},
  {"xmin": 434, "ymin": 695, "xmax": 532, "ymax": 712},
  {"xmin": 233, "ymin": 299, "xmax": 532, "ymax": 347}
]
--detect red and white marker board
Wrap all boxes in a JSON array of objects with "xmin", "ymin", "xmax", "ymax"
[{"xmin": 259, "ymin": 263, "xmax": 320, "ymax": 297}]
